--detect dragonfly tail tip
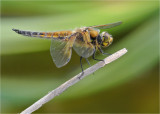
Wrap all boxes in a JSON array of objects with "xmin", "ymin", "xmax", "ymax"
[{"xmin": 12, "ymin": 28, "xmax": 19, "ymax": 33}]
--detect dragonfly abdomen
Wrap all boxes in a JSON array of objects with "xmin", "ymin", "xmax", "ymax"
[
  {"xmin": 12, "ymin": 29, "xmax": 47, "ymax": 38},
  {"xmin": 12, "ymin": 29, "xmax": 72, "ymax": 39}
]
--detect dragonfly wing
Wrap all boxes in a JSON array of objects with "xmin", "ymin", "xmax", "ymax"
[
  {"xmin": 50, "ymin": 34, "xmax": 77, "ymax": 68},
  {"xmin": 89, "ymin": 21, "xmax": 122, "ymax": 29},
  {"xmin": 73, "ymin": 32, "xmax": 95, "ymax": 58}
]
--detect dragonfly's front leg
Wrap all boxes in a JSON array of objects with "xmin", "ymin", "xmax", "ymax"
[
  {"xmin": 98, "ymin": 47, "xmax": 112, "ymax": 55},
  {"xmin": 92, "ymin": 49, "xmax": 103, "ymax": 61},
  {"xmin": 85, "ymin": 58, "xmax": 91, "ymax": 66}
]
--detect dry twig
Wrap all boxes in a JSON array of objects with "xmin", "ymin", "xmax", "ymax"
[{"xmin": 21, "ymin": 48, "xmax": 128, "ymax": 114}]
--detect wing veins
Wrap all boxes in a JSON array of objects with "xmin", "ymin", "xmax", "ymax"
[{"xmin": 90, "ymin": 21, "xmax": 122, "ymax": 29}]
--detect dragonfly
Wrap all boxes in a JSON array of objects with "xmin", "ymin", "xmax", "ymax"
[{"xmin": 12, "ymin": 21, "xmax": 122, "ymax": 73}]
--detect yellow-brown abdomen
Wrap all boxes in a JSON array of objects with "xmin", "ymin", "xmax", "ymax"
[
  {"xmin": 38, "ymin": 31, "xmax": 73, "ymax": 38},
  {"xmin": 52, "ymin": 31, "xmax": 72, "ymax": 38},
  {"xmin": 12, "ymin": 29, "xmax": 73, "ymax": 39}
]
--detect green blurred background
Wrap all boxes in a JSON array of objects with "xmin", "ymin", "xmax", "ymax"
[{"xmin": 1, "ymin": 1, "xmax": 159, "ymax": 113}]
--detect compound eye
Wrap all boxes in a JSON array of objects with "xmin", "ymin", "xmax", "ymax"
[
  {"xmin": 102, "ymin": 36, "xmax": 105, "ymax": 41},
  {"xmin": 103, "ymin": 35, "xmax": 108, "ymax": 42}
]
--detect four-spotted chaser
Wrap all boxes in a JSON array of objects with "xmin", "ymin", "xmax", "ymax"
[{"xmin": 12, "ymin": 22, "xmax": 122, "ymax": 72}]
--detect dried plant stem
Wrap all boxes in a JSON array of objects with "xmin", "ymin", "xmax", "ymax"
[{"xmin": 20, "ymin": 48, "xmax": 128, "ymax": 114}]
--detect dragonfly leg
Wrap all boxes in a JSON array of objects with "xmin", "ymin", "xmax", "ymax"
[
  {"xmin": 80, "ymin": 56, "xmax": 84, "ymax": 73},
  {"xmin": 92, "ymin": 50, "xmax": 103, "ymax": 61},
  {"xmin": 85, "ymin": 58, "xmax": 91, "ymax": 66},
  {"xmin": 78, "ymin": 56, "xmax": 84, "ymax": 79},
  {"xmin": 98, "ymin": 47, "xmax": 112, "ymax": 55},
  {"xmin": 80, "ymin": 57, "xmax": 91, "ymax": 72},
  {"xmin": 85, "ymin": 58, "xmax": 95, "ymax": 75}
]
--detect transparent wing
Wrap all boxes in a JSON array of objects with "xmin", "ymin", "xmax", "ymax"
[
  {"xmin": 50, "ymin": 34, "xmax": 77, "ymax": 68},
  {"xmin": 73, "ymin": 32, "xmax": 95, "ymax": 58},
  {"xmin": 89, "ymin": 21, "xmax": 122, "ymax": 29}
]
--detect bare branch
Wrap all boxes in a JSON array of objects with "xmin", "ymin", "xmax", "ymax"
[{"xmin": 20, "ymin": 48, "xmax": 128, "ymax": 114}]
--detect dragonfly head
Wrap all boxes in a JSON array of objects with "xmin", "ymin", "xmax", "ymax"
[{"xmin": 101, "ymin": 32, "xmax": 113, "ymax": 47}]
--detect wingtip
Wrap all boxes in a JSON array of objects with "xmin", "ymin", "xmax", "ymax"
[
  {"xmin": 114, "ymin": 21, "xmax": 122, "ymax": 26},
  {"xmin": 117, "ymin": 21, "xmax": 123, "ymax": 24}
]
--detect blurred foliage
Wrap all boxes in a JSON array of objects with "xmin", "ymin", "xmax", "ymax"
[{"xmin": 1, "ymin": 1, "xmax": 159, "ymax": 113}]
